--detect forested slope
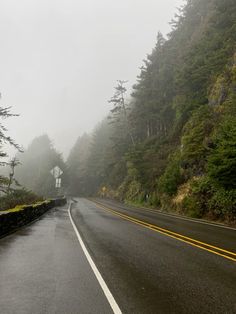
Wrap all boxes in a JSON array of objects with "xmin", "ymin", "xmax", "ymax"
[{"xmin": 68, "ymin": 0, "xmax": 236, "ymax": 222}]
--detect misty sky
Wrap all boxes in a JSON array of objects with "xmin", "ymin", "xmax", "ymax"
[{"xmin": 0, "ymin": 0, "xmax": 184, "ymax": 158}]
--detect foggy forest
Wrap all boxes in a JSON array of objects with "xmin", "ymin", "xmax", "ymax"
[
  {"xmin": 1, "ymin": 0, "xmax": 235, "ymax": 222},
  {"xmin": 0, "ymin": 1, "xmax": 236, "ymax": 313}
]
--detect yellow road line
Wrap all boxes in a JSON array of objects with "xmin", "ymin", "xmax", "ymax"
[
  {"xmin": 125, "ymin": 204, "xmax": 236, "ymax": 231},
  {"xmin": 94, "ymin": 201, "xmax": 236, "ymax": 256},
  {"xmin": 90, "ymin": 200, "xmax": 236, "ymax": 262}
]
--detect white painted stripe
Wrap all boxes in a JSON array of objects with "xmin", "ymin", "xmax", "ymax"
[
  {"xmin": 91, "ymin": 199, "xmax": 236, "ymax": 231},
  {"xmin": 68, "ymin": 202, "xmax": 122, "ymax": 314},
  {"xmin": 138, "ymin": 207, "xmax": 236, "ymax": 231}
]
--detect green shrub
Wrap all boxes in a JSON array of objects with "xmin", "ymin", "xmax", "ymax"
[
  {"xmin": 207, "ymin": 115, "xmax": 236, "ymax": 189},
  {"xmin": 181, "ymin": 106, "xmax": 215, "ymax": 173},
  {"xmin": 147, "ymin": 192, "xmax": 161, "ymax": 207},
  {"xmin": 208, "ymin": 188, "xmax": 236, "ymax": 218},
  {"xmin": 158, "ymin": 152, "xmax": 183, "ymax": 196},
  {"xmin": 0, "ymin": 189, "xmax": 42, "ymax": 211},
  {"xmin": 182, "ymin": 195, "xmax": 205, "ymax": 218},
  {"xmin": 181, "ymin": 176, "xmax": 236, "ymax": 220},
  {"xmin": 125, "ymin": 180, "xmax": 143, "ymax": 202}
]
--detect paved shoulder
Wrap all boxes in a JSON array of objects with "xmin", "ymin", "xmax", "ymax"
[{"xmin": 0, "ymin": 204, "xmax": 113, "ymax": 314}]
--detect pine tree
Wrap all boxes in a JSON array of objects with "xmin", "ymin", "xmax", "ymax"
[{"xmin": 0, "ymin": 97, "xmax": 21, "ymax": 193}]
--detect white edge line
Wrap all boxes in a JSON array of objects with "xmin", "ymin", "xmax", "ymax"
[
  {"xmin": 138, "ymin": 208, "xmax": 236, "ymax": 231},
  {"xmin": 91, "ymin": 199, "xmax": 236, "ymax": 231},
  {"xmin": 68, "ymin": 202, "xmax": 122, "ymax": 314}
]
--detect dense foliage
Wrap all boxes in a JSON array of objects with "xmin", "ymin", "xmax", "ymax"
[
  {"xmin": 0, "ymin": 189, "xmax": 42, "ymax": 211},
  {"xmin": 67, "ymin": 0, "xmax": 236, "ymax": 222}
]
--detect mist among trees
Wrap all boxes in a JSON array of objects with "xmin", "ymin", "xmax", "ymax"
[
  {"xmin": 66, "ymin": 0, "xmax": 236, "ymax": 222},
  {"xmin": 1, "ymin": 0, "xmax": 235, "ymax": 222}
]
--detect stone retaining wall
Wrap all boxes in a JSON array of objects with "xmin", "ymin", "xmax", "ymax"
[{"xmin": 0, "ymin": 197, "xmax": 67, "ymax": 238}]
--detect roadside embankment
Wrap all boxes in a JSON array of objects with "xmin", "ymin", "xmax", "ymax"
[{"xmin": 0, "ymin": 197, "xmax": 67, "ymax": 238}]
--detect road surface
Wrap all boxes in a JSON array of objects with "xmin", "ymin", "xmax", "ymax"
[
  {"xmin": 0, "ymin": 198, "xmax": 235, "ymax": 313},
  {"xmin": 0, "ymin": 203, "xmax": 113, "ymax": 314}
]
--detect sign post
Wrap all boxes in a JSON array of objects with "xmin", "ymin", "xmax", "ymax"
[{"xmin": 50, "ymin": 166, "xmax": 63, "ymax": 196}]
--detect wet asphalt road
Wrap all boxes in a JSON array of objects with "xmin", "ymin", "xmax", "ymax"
[
  {"xmin": 0, "ymin": 204, "xmax": 112, "ymax": 314},
  {"xmin": 92, "ymin": 198, "xmax": 236, "ymax": 253},
  {"xmin": 0, "ymin": 198, "xmax": 235, "ymax": 314},
  {"xmin": 71, "ymin": 198, "xmax": 236, "ymax": 314}
]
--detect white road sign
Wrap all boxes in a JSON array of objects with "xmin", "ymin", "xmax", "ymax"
[
  {"xmin": 50, "ymin": 166, "xmax": 63, "ymax": 179},
  {"xmin": 55, "ymin": 178, "xmax": 62, "ymax": 188}
]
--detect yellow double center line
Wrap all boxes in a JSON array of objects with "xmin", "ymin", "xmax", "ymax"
[{"xmin": 90, "ymin": 200, "xmax": 236, "ymax": 262}]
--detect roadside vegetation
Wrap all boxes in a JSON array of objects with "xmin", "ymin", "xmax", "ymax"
[
  {"xmin": 0, "ymin": 104, "xmax": 62, "ymax": 210},
  {"xmin": 0, "ymin": 189, "xmax": 42, "ymax": 212},
  {"xmin": 67, "ymin": 0, "xmax": 236, "ymax": 224},
  {"xmin": 0, "ymin": 105, "xmax": 35, "ymax": 211}
]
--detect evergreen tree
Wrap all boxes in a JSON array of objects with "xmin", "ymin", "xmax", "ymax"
[
  {"xmin": 207, "ymin": 116, "xmax": 236, "ymax": 189},
  {"xmin": 67, "ymin": 133, "xmax": 91, "ymax": 195},
  {"xmin": 15, "ymin": 135, "xmax": 66, "ymax": 197},
  {"xmin": 0, "ymin": 98, "xmax": 21, "ymax": 193}
]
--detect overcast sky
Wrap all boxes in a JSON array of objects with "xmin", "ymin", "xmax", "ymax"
[{"xmin": 0, "ymin": 0, "xmax": 184, "ymax": 159}]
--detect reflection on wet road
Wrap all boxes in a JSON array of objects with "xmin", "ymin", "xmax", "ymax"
[
  {"xmin": 71, "ymin": 198, "xmax": 236, "ymax": 314},
  {"xmin": 1, "ymin": 198, "xmax": 236, "ymax": 314},
  {"xmin": 0, "ymin": 204, "xmax": 112, "ymax": 314}
]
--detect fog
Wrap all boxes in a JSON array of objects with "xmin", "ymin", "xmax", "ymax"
[{"xmin": 0, "ymin": 0, "xmax": 184, "ymax": 158}]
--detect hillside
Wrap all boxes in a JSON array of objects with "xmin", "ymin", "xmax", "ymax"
[{"xmin": 67, "ymin": 0, "xmax": 236, "ymax": 223}]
